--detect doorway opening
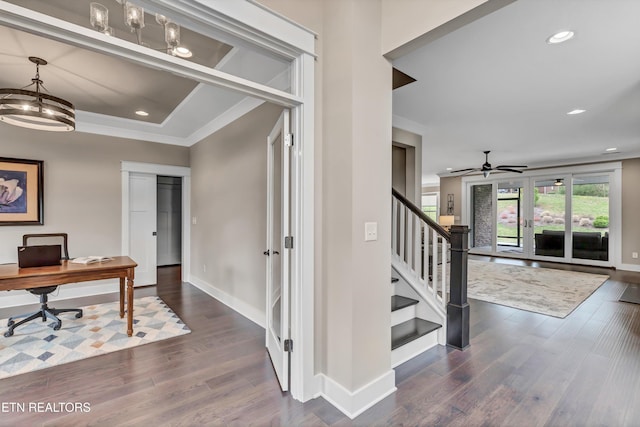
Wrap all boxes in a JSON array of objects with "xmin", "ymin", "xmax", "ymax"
[
  {"xmin": 157, "ymin": 175, "xmax": 183, "ymax": 287},
  {"xmin": 121, "ymin": 162, "xmax": 191, "ymax": 287}
]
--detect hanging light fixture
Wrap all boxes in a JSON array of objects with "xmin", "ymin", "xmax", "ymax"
[
  {"xmin": 123, "ymin": 2, "xmax": 145, "ymax": 44},
  {"xmin": 554, "ymin": 178, "xmax": 564, "ymax": 186},
  {"xmin": 89, "ymin": 2, "xmax": 191, "ymax": 57},
  {"xmin": 0, "ymin": 57, "xmax": 75, "ymax": 132},
  {"xmin": 89, "ymin": 2, "xmax": 112, "ymax": 35},
  {"xmin": 155, "ymin": 14, "xmax": 184, "ymax": 56}
]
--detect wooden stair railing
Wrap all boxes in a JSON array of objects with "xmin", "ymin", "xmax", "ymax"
[{"xmin": 391, "ymin": 189, "xmax": 470, "ymax": 350}]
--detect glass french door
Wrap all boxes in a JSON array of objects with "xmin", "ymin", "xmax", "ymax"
[
  {"xmin": 570, "ymin": 174, "xmax": 610, "ymax": 262},
  {"xmin": 467, "ymin": 172, "xmax": 612, "ymax": 266},
  {"xmin": 531, "ymin": 176, "xmax": 568, "ymax": 260},
  {"xmin": 496, "ymin": 180, "xmax": 526, "ymax": 255},
  {"xmin": 265, "ymin": 109, "xmax": 291, "ymax": 392},
  {"xmin": 469, "ymin": 180, "xmax": 530, "ymax": 256}
]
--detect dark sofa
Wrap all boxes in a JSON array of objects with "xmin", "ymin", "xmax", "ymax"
[{"xmin": 534, "ymin": 229, "xmax": 608, "ymax": 261}]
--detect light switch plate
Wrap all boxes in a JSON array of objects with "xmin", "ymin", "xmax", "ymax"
[{"xmin": 365, "ymin": 222, "xmax": 378, "ymax": 241}]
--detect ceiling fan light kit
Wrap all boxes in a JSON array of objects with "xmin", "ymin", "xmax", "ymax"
[
  {"xmin": 0, "ymin": 57, "xmax": 75, "ymax": 132},
  {"xmin": 450, "ymin": 150, "xmax": 527, "ymax": 177}
]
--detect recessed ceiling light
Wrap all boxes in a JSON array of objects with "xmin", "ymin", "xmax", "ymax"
[
  {"xmin": 135, "ymin": 110, "xmax": 149, "ymax": 117},
  {"xmin": 446, "ymin": 167, "xmax": 452, "ymax": 171},
  {"xmin": 605, "ymin": 147, "xmax": 617, "ymax": 152},
  {"xmin": 567, "ymin": 109, "xmax": 586, "ymax": 115},
  {"xmin": 174, "ymin": 46, "xmax": 193, "ymax": 58},
  {"xmin": 547, "ymin": 30, "xmax": 575, "ymax": 44}
]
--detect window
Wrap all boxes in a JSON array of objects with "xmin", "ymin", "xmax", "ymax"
[{"xmin": 421, "ymin": 192, "xmax": 439, "ymax": 222}]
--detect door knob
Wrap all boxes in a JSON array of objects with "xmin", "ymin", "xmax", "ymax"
[
  {"xmin": 263, "ymin": 250, "xmax": 270, "ymax": 256},
  {"xmin": 273, "ymin": 250, "xmax": 280, "ymax": 255}
]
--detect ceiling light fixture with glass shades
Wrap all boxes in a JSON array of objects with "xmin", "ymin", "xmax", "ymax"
[{"xmin": 89, "ymin": 1, "xmax": 192, "ymax": 58}]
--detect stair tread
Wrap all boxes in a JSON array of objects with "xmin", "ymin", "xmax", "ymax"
[
  {"xmin": 391, "ymin": 295, "xmax": 419, "ymax": 311},
  {"xmin": 391, "ymin": 318, "xmax": 441, "ymax": 350},
  {"xmin": 391, "ymin": 277, "xmax": 399, "ymax": 283}
]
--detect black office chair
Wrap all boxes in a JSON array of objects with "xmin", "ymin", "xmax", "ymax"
[{"xmin": 4, "ymin": 233, "xmax": 83, "ymax": 337}]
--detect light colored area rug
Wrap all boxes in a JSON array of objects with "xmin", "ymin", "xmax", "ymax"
[
  {"xmin": 467, "ymin": 260, "xmax": 609, "ymax": 318},
  {"xmin": 0, "ymin": 296, "xmax": 190, "ymax": 380}
]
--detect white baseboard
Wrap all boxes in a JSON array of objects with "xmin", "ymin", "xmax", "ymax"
[
  {"xmin": 188, "ymin": 276, "xmax": 265, "ymax": 328},
  {"xmin": 0, "ymin": 280, "xmax": 121, "ymax": 309},
  {"xmin": 619, "ymin": 263, "xmax": 640, "ymax": 272},
  {"xmin": 317, "ymin": 370, "xmax": 396, "ymax": 419}
]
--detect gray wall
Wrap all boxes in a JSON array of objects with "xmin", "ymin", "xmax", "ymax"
[
  {"xmin": 439, "ymin": 175, "xmax": 463, "ymax": 219},
  {"xmin": 189, "ymin": 102, "xmax": 283, "ymax": 317},
  {"xmin": 391, "ymin": 146, "xmax": 407, "ymax": 195},
  {"xmin": 0, "ymin": 124, "xmax": 189, "ymax": 301},
  {"xmin": 392, "ymin": 126, "xmax": 422, "ymax": 205},
  {"xmin": 260, "ymin": 0, "xmax": 396, "ymax": 393},
  {"xmin": 622, "ymin": 158, "xmax": 640, "ymax": 266}
]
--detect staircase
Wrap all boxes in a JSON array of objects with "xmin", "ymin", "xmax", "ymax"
[
  {"xmin": 391, "ymin": 281, "xmax": 441, "ymax": 366},
  {"xmin": 390, "ymin": 189, "xmax": 470, "ymax": 365}
]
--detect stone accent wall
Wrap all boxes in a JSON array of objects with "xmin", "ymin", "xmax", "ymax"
[{"xmin": 472, "ymin": 184, "xmax": 493, "ymax": 248}]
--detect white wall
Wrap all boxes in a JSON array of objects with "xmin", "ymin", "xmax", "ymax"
[
  {"xmin": 381, "ymin": 0, "xmax": 514, "ymax": 57},
  {"xmin": 0, "ymin": 124, "xmax": 189, "ymax": 306}
]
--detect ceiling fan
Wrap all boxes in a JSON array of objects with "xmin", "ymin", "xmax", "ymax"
[{"xmin": 450, "ymin": 151, "xmax": 528, "ymax": 178}]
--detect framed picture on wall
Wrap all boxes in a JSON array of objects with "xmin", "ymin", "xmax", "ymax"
[{"xmin": 0, "ymin": 157, "xmax": 44, "ymax": 225}]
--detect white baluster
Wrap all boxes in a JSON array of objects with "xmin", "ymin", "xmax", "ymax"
[
  {"xmin": 431, "ymin": 228, "xmax": 438, "ymax": 298},
  {"xmin": 441, "ymin": 238, "xmax": 447, "ymax": 307},
  {"xmin": 399, "ymin": 204, "xmax": 405, "ymax": 262},
  {"xmin": 414, "ymin": 216, "xmax": 420, "ymax": 277},
  {"xmin": 406, "ymin": 211, "xmax": 413, "ymax": 266},
  {"xmin": 392, "ymin": 198, "xmax": 398, "ymax": 255},
  {"xmin": 423, "ymin": 221, "xmax": 429, "ymax": 286}
]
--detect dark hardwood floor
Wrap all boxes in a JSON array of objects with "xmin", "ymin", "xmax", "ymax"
[{"xmin": 1, "ymin": 261, "xmax": 639, "ymax": 426}]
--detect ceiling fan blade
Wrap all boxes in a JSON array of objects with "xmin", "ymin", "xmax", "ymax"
[
  {"xmin": 449, "ymin": 168, "xmax": 479, "ymax": 173},
  {"xmin": 496, "ymin": 168, "xmax": 524, "ymax": 173},
  {"xmin": 496, "ymin": 165, "xmax": 528, "ymax": 169}
]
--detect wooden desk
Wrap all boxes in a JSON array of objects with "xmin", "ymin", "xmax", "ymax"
[{"xmin": 0, "ymin": 256, "xmax": 137, "ymax": 336}]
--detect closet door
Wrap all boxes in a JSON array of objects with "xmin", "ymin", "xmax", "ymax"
[{"xmin": 129, "ymin": 172, "xmax": 157, "ymax": 286}]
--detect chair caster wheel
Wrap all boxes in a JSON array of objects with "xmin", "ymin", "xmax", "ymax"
[
  {"xmin": 7, "ymin": 320, "xmax": 14, "ymax": 327},
  {"xmin": 75, "ymin": 312, "xmax": 83, "ymax": 319},
  {"xmin": 4, "ymin": 330, "xmax": 13, "ymax": 337},
  {"xmin": 53, "ymin": 324, "xmax": 61, "ymax": 331}
]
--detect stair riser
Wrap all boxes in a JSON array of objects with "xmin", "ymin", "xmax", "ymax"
[
  {"xmin": 391, "ymin": 330, "xmax": 439, "ymax": 368},
  {"xmin": 391, "ymin": 305, "xmax": 416, "ymax": 327}
]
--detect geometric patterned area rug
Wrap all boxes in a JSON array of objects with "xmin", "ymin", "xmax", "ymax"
[
  {"xmin": 0, "ymin": 296, "xmax": 190, "ymax": 380},
  {"xmin": 467, "ymin": 260, "xmax": 609, "ymax": 318}
]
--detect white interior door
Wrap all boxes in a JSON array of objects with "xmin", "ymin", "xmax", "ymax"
[
  {"xmin": 129, "ymin": 172, "xmax": 157, "ymax": 286},
  {"xmin": 266, "ymin": 109, "xmax": 291, "ymax": 392}
]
